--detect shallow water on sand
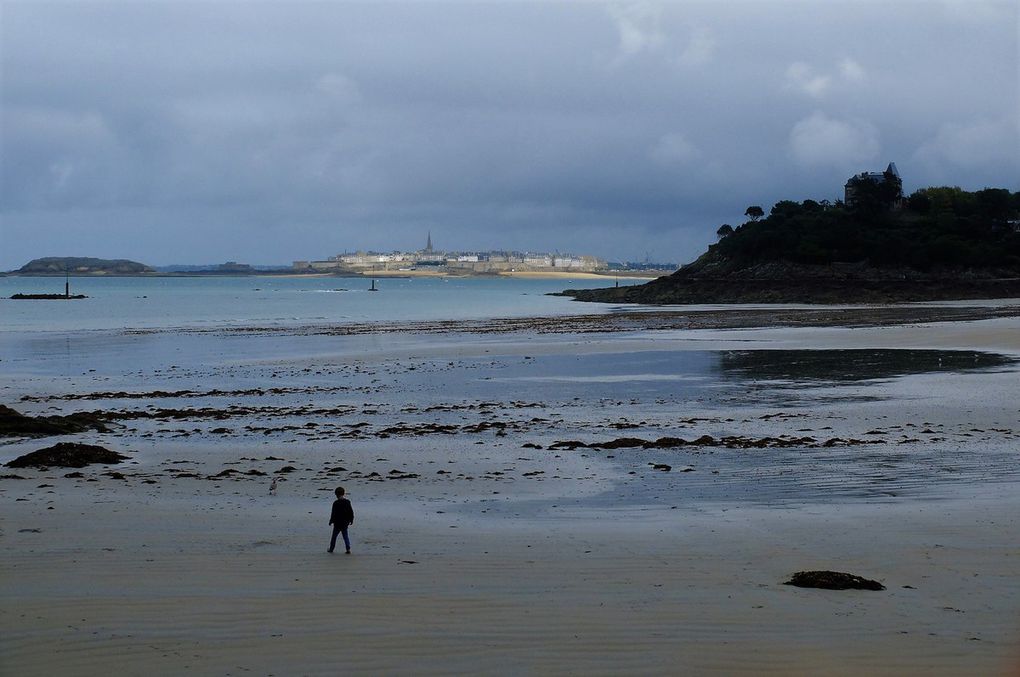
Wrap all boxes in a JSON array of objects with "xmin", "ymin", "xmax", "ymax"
[
  {"xmin": 3, "ymin": 276, "xmax": 1017, "ymax": 507},
  {"xmin": 3, "ymin": 323, "xmax": 1016, "ymax": 508}
]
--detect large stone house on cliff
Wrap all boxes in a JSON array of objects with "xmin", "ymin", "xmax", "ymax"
[{"xmin": 844, "ymin": 162, "xmax": 902, "ymax": 207}]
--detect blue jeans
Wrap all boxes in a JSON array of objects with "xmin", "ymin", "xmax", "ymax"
[{"xmin": 329, "ymin": 525, "xmax": 351, "ymax": 552}]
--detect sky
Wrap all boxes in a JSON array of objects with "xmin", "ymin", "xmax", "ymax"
[{"xmin": 1, "ymin": 1, "xmax": 1017, "ymax": 269}]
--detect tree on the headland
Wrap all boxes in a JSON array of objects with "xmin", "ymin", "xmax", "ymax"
[
  {"xmin": 712, "ymin": 187, "xmax": 1020, "ymax": 271},
  {"xmin": 744, "ymin": 205, "xmax": 764, "ymax": 221},
  {"xmin": 716, "ymin": 224, "xmax": 734, "ymax": 239}
]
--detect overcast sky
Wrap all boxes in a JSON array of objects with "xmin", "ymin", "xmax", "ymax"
[{"xmin": 1, "ymin": 1, "xmax": 1017, "ymax": 269}]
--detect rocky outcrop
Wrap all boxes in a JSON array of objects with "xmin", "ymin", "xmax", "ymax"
[
  {"xmin": 0, "ymin": 405, "xmax": 111, "ymax": 438},
  {"xmin": 6, "ymin": 442, "xmax": 129, "ymax": 468}
]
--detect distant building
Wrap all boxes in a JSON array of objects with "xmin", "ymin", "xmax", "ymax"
[
  {"xmin": 295, "ymin": 238, "xmax": 608, "ymax": 274},
  {"xmin": 218, "ymin": 261, "xmax": 253, "ymax": 272},
  {"xmin": 844, "ymin": 162, "xmax": 902, "ymax": 207}
]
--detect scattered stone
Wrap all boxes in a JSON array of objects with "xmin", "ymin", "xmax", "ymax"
[
  {"xmin": 276, "ymin": 465, "xmax": 297, "ymax": 474},
  {"xmin": 784, "ymin": 571, "xmax": 885, "ymax": 591},
  {"xmin": 6, "ymin": 442, "xmax": 129, "ymax": 469},
  {"xmin": 651, "ymin": 463, "xmax": 672, "ymax": 472},
  {"xmin": 378, "ymin": 422, "xmax": 458, "ymax": 436},
  {"xmin": 549, "ymin": 434, "xmax": 846, "ymax": 451}
]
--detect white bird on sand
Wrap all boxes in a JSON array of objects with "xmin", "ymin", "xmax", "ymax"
[{"xmin": 270, "ymin": 477, "xmax": 278, "ymax": 495}]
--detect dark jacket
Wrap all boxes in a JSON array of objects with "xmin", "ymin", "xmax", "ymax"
[{"xmin": 329, "ymin": 497, "xmax": 354, "ymax": 527}]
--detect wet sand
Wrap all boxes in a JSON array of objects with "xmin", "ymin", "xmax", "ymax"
[
  {"xmin": 5, "ymin": 484, "xmax": 1019, "ymax": 676},
  {"xmin": 3, "ymin": 309, "xmax": 1020, "ymax": 675}
]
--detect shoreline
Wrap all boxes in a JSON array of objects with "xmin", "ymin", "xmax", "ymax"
[
  {"xmin": 108, "ymin": 300, "xmax": 1020, "ymax": 338},
  {"xmin": 2, "ymin": 269, "xmax": 665, "ymax": 281},
  {"xmin": 561, "ymin": 275, "xmax": 1020, "ymax": 304}
]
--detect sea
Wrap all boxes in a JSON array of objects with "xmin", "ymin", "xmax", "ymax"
[
  {"xmin": 0, "ymin": 274, "xmax": 631, "ymax": 333},
  {"xmin": 2, "ymin": 274, "xmax": 1018, "ymax": 506}
]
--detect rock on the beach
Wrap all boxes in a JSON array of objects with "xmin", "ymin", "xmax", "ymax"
[
  {"xmin": 0, "ymin": 405, "xmax": 110, "ymax": 438},
  {"xmin": 5, "ymin": 442, "xmax": 130, "ymax": 469},
  {"xmin": 784, "ymin": 570, "xmax": 886, "ymax": 591}
]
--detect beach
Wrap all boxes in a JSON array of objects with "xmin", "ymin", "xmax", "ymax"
[{"xmin": 2, "ymin": 283, "xmax": 1020, "ymax": 675}]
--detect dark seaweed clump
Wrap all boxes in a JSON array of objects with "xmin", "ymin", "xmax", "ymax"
[{"xmin": 785, "ymin": 570, "xmax": 885, "ymax": 591}]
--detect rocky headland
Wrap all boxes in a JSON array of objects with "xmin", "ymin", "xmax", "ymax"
[
  {"xmin": 561, "ymin": 186, "xmax": 1020, "ymax": 304},
  {"xmin": 561, "ymin": 261, "xmax": 1020, "ymax": 304}
]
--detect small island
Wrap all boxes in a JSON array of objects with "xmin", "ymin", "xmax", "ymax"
[
  {"xmin": 13, "ymin": 256, "xmax": 154, "ymax": 275},
  {"xmin": 562, "ymin": 168, "xmax": 1020, "ymax": 304}
]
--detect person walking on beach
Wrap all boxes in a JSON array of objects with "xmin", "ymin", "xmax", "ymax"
[{"xmin": 328, "ymin": 486, "xmax": 354, "ymax": 554}]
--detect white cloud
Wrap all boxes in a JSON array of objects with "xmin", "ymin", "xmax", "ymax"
[
  {"xmin": 786, "ymin": 58, "xmax": 866, "ymax": 98},
  {"xmin": 316, "ymin": 73, "xmax": 362, "ymax": 106},
  {"xmin": 838, "ymin": 57, "xmax": 866, "ymax": 83},
  {"xmin": 606, "ymin": 6, "xmax": 713, "ymax": 69},
  {"xmin": 650, "ymin": 132, "xmax": 701, "ymax": 165},
  {"xmin": 607, "ymin": 2, "xmax": 664, "ymax": 61},
  {"xmin": 789, "ymin": 112, "xmax": 880, "ymax": 168},
  {"xmin": 913, "ymin": 117, "xmax": 1020, "ymax": 170},
  {"xmin": 676, "ymin": 26, "xmax": 715, "ymax": 67},
  {"xmin": 785, "ymin": 62, "xmax": 832, "ymax": 99},
  {"xmin": 48, "ymin": 159, "xmax": 75, "ymax": 191}
]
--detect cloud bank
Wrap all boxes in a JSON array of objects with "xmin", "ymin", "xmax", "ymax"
[{"xmin": 1, "ymin": 1, "xmax": 1016, "ymax": 268}]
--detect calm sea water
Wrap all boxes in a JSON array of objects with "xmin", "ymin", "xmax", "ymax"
[
  {"xmin": 0, "ymin": 274, "xmax": 642, "ymax": 384},
  {"xmin": 0, "ymin": 275, "xmax": 640, "ymax": 332}
]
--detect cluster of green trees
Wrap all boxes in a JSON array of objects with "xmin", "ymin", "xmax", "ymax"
[{"xmin": 712, "ymin": 187, "xmax": 1020, "ymax": 271}]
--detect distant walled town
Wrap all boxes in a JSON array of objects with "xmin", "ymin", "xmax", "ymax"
[{"xmin": 293, "ymin": 234, "xmax": 612, "ymax": 275}]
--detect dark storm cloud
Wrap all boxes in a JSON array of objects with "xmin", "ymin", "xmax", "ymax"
[{"xmin": 1, "ymin": 1, "xmax": 1017, "ymax": 268}]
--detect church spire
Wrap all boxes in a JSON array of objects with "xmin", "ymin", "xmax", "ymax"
[{"xmin": 426, "ymin": 231, "xmax": 433, "ymax": 253}]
